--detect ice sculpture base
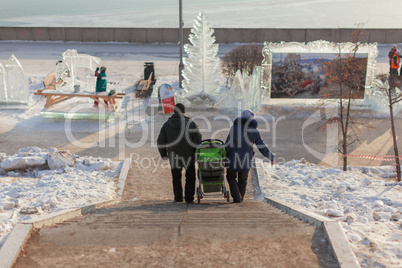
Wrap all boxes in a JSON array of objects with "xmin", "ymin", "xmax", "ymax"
[
  {"xmin": 0, "ymin": 103, "xmax": 27, "ymax": 109},
  {"xmin": 40, "ymin": 110, "xmax": 115, "ymax": 120},
  {"xmin": 38, "ymin": 97, "xmax": 118, "ymax": 120},
  {"xmin": 185, "ymin": 92, "xmax": 217, "ymax": 107}
]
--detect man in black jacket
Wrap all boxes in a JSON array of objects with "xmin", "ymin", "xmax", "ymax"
[{"xmin": 157, "ymin": 103, "xmax": 202, "ymax": 203}]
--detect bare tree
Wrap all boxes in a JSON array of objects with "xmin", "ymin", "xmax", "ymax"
[
  {"xmin": 321, "ymin": 27, "xmax": 367, "ymax": 171},
  {"xmin": 375, "ymin": 76, "xmax": 402, "ymax": 181},
  {"xmin": 221, "ymin": 44, "xmax": 263, "ymax": 85}
]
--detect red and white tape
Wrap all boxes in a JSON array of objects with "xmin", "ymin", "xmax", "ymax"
[
  {"xmin": 343, "ymin": 154, "xmax": 401, "ymax": 180},
  {"xmin": 343, "ymin": 154, "xmax": 402, "ymax": 161}
]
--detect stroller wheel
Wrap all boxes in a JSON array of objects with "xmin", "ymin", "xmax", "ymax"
[
  {"xmin": 226, "ymin": 191, "xmax": 230, "ymax": 202},
  {"xmin": 197, "ymin": 187, "xmax": 200, "ymax": 204}
]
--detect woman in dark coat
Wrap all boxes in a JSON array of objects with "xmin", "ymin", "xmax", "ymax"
[{"xmin": 225, "ymin": 110, "xmax": 275, "ymax": 203}]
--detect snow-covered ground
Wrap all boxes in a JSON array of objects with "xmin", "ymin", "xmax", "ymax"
[
  {"xmin": 261, "ymin": 159, "xmax": 402, "ymax": 268},
  {"xmin": 0, "ymin": 41, "xmax": 401, "ymax": 266},
  {"xmin": 0, "ymin": 147, "xmax": 122, "ymax": 248}
]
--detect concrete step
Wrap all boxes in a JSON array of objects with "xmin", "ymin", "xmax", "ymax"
[
  {"xmin": 15, "ymin": 158, "xmax": 338, "ymax": 267},
  {"xmin": 15, "ymin": 199, "xmax": 338, "ymax": 268}
]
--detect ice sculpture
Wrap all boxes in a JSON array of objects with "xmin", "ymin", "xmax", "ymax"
[
  {"xmin": 262, "ymin": 40, "xmax": 378, "ymax": 104},
  {"xmin": 215, "ymin": 71, "xmax": 246, "ymax": 109},
  {"xmin": 182, "ymin": 11, "xmax": 221, "ymax": 104},
  {"xmin": 0, "ymin": 64, "xmax": 5, "ymax": 103},
  {"xmin": 215, "ymin": 67, "xmax": 263, "ymax": 111},
  {"xmin": 0, "ymin": 55, "xmax": 29, "ymax": 105},
  {"xmin": 247, "ymin": 67, "xmax": 263, "ymax": 110},
  {"xmin": 55, "ymin": 49, "xmax": 101, "ymax": 92},
  {"xmin": 371, "ymin": 79, "xmax": 402, "ymax": 115}
]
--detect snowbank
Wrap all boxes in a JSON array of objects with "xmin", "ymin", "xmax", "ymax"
[
  {"xmin": 0, "ymin": 147, "xmax": 122, "ymax": 248},
  {"xmin": 262, "ymin": 159, "xmax": 402, "ymax": 268}
]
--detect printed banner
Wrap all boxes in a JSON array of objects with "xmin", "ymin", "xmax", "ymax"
[
  {"xmin": 159, "ymin": 84, "xmax": 174, "ymax": 99},
  {"xmin": 161, "ymin": 96, "xmax": 175, "ymax": 114}
]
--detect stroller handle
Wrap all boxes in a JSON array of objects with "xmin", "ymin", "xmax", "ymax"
[{"xmin": 200, "ymin": 139, "xmax": 224, "ymax": 144}]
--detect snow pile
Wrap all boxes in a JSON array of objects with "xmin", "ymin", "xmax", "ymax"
[
  {"xmin": 262, "ymin": 159, "xmax": 402, "ymax": 268},
  {"xmin": 0, "ymin": 147, "xmax": 122, "ymax": 248}
]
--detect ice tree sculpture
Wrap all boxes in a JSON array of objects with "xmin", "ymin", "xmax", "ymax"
[
  {"xmin": 0, "ymin": 55, "xmax": 29, "ymax": 105},
  {"xmin": 182, "ymin": 11, "xmax": 220, "ymax": 102}
]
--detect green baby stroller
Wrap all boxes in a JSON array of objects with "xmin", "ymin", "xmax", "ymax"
[{"xmin": 195, "ymin": 139, "xmax": 230, "ymax": 203}]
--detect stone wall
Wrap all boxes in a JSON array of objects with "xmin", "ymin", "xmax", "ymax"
[{"xmin": 0, "ymin": 27, "xmax": 400, "ymax": 44}]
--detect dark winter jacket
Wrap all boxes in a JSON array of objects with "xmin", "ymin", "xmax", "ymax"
[
  {"xmin": 157, "ymin": 114, "xmax": 202, "ymax": 168},
  {"xmin": 389, "ymin": 49, "xmax": 396, "ymax": 64},
  {"xmin": 225, "ymin": 117, "xmax": 274, "ymax": 172}
]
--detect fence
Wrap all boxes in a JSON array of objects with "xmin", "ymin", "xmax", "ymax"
[{"xmin": 124, "ymin": 98, "xmax": 169, "ymax": 133}]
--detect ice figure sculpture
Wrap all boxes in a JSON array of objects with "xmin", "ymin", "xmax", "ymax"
[
  {"xmin": 55, "ymin": 49, "xmax": 101, "ymax": 92},
  {"xmin": 182, "ymin": 11, "xmax": 220, "ymax": 105},
  {"xmin": 0, "ymin": 55, "xmax": 29, "ymax": 105},
  {"xmin": 215, "ymin": 68, "xmax": 263, "ymax": 111}
]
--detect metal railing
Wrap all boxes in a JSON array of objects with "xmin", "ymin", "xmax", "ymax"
[{"xmin": 124, "ymin": 98, "xmax": 169, "ymax": 133}]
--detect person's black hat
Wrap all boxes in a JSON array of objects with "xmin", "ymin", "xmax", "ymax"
[{"xmin": 174, "ymin": 103, "xmax": 185, "ymax": 114}]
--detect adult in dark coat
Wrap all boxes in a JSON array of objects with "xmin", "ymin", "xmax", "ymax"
[
  {"xmin": 225, "ymin": 110, "xmax": 275, "ymax": 203},
  {"xmin": 157, "ymin": 103, "xmax": 202, "ymax": 203}
]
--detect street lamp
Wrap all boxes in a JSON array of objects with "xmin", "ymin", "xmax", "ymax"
[{"xmin": 179, "ymin": 0, "xmax": 184, "ymax": 89}]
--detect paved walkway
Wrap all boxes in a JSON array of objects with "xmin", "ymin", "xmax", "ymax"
[{"xmin": 15, "ymin": 151, "xmax": 337, "ymax": 267}]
